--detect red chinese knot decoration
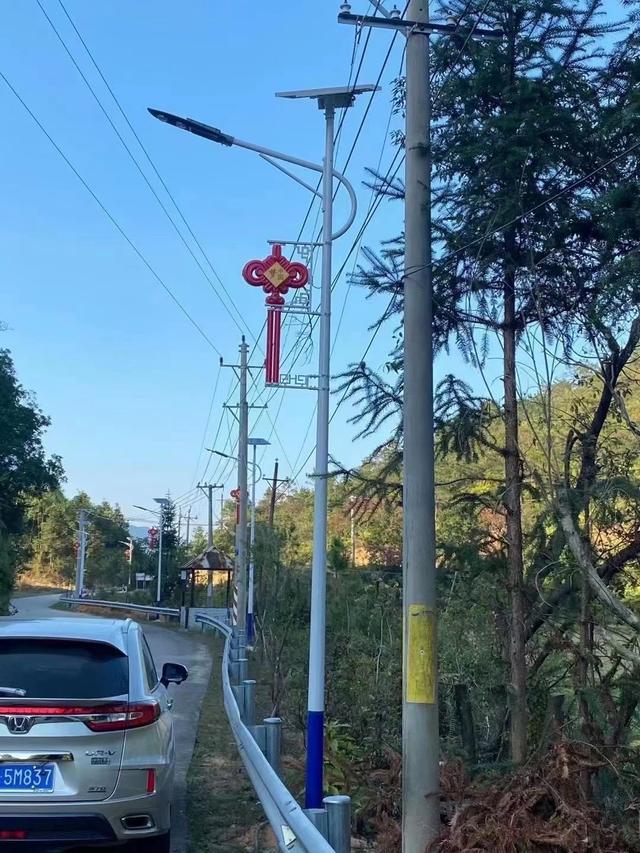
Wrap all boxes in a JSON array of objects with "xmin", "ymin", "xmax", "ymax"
[{"xmin": 242, "ymin": 245, "xmax": 309, "ymax": 384}]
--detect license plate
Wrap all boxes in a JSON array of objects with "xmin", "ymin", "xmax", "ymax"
[{"xmin": 0, "ymin": 764, "xmax": 54, "ymax": 791}]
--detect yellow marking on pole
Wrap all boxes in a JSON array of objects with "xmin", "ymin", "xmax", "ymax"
[{"xmin": 406, "ymin": 604, "xmax": 436, "ymax": 704}]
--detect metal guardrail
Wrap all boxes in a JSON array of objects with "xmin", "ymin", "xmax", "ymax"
[
  {"xmin": 59, "ymin": 596, "xmax": 180, "ymax": 619},
  {"xmin": 196, "ymin": 614, "xmax": 348, "ymax": 853},
  {"xmin": 58, "ymin": 598, "xmax": 347, "ymax": 851}
]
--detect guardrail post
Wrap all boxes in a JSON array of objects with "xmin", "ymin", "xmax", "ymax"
[
  {"xmin": 304, "ymin": 808, "xmax": 329, "ymax": 840},
  {"xmin": 323, "ymin": 795, "xmax": 351, "ymax": 853},
  {"xmin": 238, "ymin": 657, "xmax": 249, "ymax": 683},
  {"xmin": 242, "ymin": 679, "xmax": 256, "ymax": 727},
  {"xmin": 229, "ymin": 660, "xmax": 241, "ymax": 685},
  {"xmin": 264, "ymin": 717, "xmax": 282, "ymax": 776}
]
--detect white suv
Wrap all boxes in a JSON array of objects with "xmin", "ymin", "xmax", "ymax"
[{"xmin": 0, "ymin": 617, "xmax": 187, "ymax": 851}]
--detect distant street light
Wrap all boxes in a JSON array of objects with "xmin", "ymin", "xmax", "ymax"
[{"xmin": 134, "ymin": 499, "xmax": 169, "ymax": 605}]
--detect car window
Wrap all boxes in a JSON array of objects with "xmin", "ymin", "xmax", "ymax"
[
  {"xmin": 141, "ymin": 636, "xmax": 158, "ymax": 689},
  {"xmin": 0, "ymin": 639, "xmax": 128, "ymax": 699}
]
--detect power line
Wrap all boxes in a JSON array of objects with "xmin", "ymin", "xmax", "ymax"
[
  {"xmin": 289, "ymin": 291, "xmax": 398, "ymax": 484},
  {"xmin": 0, "ymin": 69, "xmax": 223, "ymax": 356},
  {"xmin": 187, "ymin": 363, "xmax": 223, "ymax": 492},
  {"xmin": 407, "ymin": 135, "xmax": 640, "ymax": 281},
  {"xmin": 37, "ymin": 0, "xmax": 258, "ymax": 346}
]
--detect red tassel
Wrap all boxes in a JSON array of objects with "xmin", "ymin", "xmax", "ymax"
[{"xmin": 266, "ymin": 307, "xmax": 282, "ymax": 384}]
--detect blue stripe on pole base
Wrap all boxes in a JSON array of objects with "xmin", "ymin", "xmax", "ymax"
[
  {"xmin": 247, "ymin": 612, "xmax": 254, "ymax": 644},
  {"xmin": 305, "ymin": 710, "xmax": 324, "ymax": 809}
]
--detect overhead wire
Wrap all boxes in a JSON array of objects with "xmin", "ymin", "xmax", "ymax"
[
  {"xmin": 284, "ymin": 0, "xmax": 496, "ymax": 483},
  {"xmin": 0, "ymin": 69, "xmax": 224, "ymax": 356},
  {"xmin": 256, "ymin": 19, "xmax": 404, "ymax": 471},
  {"xmin": 36, "ymin": 0, "xmax": 258, "ymax": 347}
]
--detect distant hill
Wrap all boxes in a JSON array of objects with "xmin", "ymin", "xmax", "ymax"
[{"xmin": 129, "ymin": 525, "xmax": 151, "ymax": 541}]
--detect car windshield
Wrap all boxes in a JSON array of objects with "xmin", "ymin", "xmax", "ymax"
[{"xmin": 0, "ymin": 639, "xmax": 128, "ymax": 699}]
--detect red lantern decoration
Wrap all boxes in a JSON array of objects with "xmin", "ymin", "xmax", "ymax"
[{"xmin": 242, "ymin": 245, "xmax": 309, "ymax": 384}]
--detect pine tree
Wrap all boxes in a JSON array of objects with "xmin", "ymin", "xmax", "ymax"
[{"xmin": 344, "ymin": 0, "xmax": 639, "ymax": 761}]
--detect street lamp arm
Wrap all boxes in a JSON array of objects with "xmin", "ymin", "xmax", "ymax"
[
  {"xmin": 231, "ymin": 135, "xmax": 357, "ymax": 241},
  {"xmin": 148, "ymin": 108, "xmax": 356, "ymax": 242}
]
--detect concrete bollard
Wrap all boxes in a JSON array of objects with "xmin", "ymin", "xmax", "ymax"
[
  {"xmin": 304, "ymin": 808, "xmax": 329, "ymax": 840},
  {"xmin": 264, "ymin": 717, "xmax": 282, "ymax": 777},
  {"xmin": 242, "ymin": 679, "xmax": 256, "ymax": 727},
  {"xmin": 251, "ymin": 724, "xmax": 267, "ymax": 753},
  {"xmin": 238, "ymin": 657, "xmax": 248, "ymax": 683},
  {"xmin": 323, "ymin": 795, "xmax": 351, "ymax": 853}
]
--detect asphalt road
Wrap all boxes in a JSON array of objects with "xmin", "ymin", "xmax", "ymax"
[{"xmin": 8, "ymin": 594, "xmax": 213, "ymax": 853}]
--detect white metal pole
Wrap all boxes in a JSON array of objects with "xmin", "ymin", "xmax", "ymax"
[
  {"xmin": 305, "ymin": 103, "xmax": 335, "ymax": 810},
  {"xmin": 156, "ymin": 507, "xmax": 164, "ymax": 606},
  {"xmin": 236, "ymin": 338, "xmax": 249, "ymax": 637},
  {"xmin": 248, "ymin": 441, "xmax": 257, "ymax": 642},
  {"xmin": 75, "ymin": 509, "xmax": 86, "ymax": 596},
  {"xmin": 403, "ymin": 0, "xmax": 440, "ymax": 847}
]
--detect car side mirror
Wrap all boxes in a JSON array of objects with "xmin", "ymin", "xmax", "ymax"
[{"xmin": 160, "ymin": 662, "xmax": 188, "ymax": 687}]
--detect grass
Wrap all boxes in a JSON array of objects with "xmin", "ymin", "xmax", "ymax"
[{"xmin": 186, "ymin": 636, "xmax": 274, "ymax": 852}]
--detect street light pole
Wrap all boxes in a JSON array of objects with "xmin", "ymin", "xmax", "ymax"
[
  {"xmin": 148, "ymin": 89, "xmax": 374, "ymax": 807},
  {"xmin": 237, "ymin": 338, "xmax": 249, "ymax": 639},
  {"xmin": 156, "ymin": 508, "xmax": 164, "ymax": 606},
  {"xmin": 75, "ymin": 509, "xmax": 87, "ymax": 597},
  {"xmin": 153, "ymin": 497, "xmax": 169, "ymax": 606},
  {"xmin": 305, "ymin": 97, "xmax": 336, "ymax": 811}
]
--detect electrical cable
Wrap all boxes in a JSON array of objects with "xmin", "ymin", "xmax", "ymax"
[
  {"xmin": 0, "ymin": 69, "xmax": 224, "ymax": 356},
  {"xmin": 37, "ymin": 0, "xmax": 258, "ymax": 347}
]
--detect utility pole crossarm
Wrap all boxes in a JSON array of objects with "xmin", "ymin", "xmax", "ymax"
[{"xmin": 338, "ymin": 10, "xmax": 503, "ymax": 39}]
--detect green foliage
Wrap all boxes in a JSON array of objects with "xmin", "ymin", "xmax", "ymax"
[{"xmin": 0, "ymin": 348, "xmax": 62, "ymax": 609}]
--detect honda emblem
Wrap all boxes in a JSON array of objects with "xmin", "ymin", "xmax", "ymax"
[{"xmin": 7, "ymin": 716, "xmax": 34, "ymax": 734}]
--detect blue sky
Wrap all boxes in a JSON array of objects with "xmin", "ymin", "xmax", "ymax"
[{"xmin": 0, "ymin": 0, "xmax": 622, "ymax": 529}]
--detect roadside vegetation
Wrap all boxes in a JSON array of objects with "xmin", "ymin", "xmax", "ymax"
[
  {"xmin": 247, "ymin": 2, "xmax": 640, "ymax": 848},
  {"xmin": 186, "ymin": 636, "xmax": 269, "ymax": 853}
]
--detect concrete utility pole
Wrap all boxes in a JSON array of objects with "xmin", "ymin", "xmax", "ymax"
[
  {"xmin": 75, "ymin": 509, "xmax": 87, "ymax": 597},
  {"xmin": 198, "ymin": 483, "xmax": 223, "ymax": 602},
  {"xmin": 338, "ymin": 3, "xmax": 501, "ymax": 848},
  {"xmin": 185, "ymin": 506, "xmax": 195, "ymax": 546},
  {"xmin": 236, "ymin": 338, "xmax": 250, "ymax": 637},
  {"xmin": 269, "ymin": 459, "xmax": 279, "ymax": 529},
  {"xmin": 402, "ymin": 2, "xmax": 439, "ymax": 842},
  {"xmin": 247, "ymin": 437, "xmax": 269, "ymax": 643},
  {"xmin": 177, "ymin": 508, "xmax": 182, "ymax": 544},
  {"xmin": 265, "ymin": 460, "xmax": 289, "ymax": 529}
]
